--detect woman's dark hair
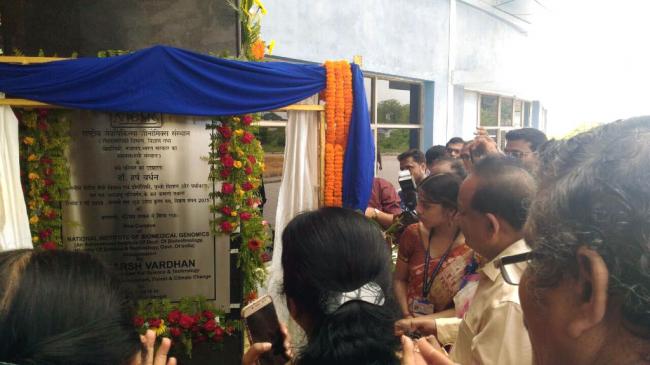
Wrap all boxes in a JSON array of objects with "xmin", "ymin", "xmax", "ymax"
[
  {"xmin": 417, "ymin": 173, "xmax": 462, "ymax": 211},
  {"xmin": 281, "ymin": 207, "xmax": 399, "ymax": 365},
  {"xmin": 526, "ymin": 117, "xmax": 650, "ymax": 337},
  {"xmin": 0, "ymin": 249, "xmax": 140, "ymax": 364}
]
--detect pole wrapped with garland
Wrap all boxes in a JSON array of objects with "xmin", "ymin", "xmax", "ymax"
[
  {"xmin": 208, "ymin": 114, "xmax": 269, "ymax": 302},
  {"xmin": 17, "ymin": 108, "xmax": 71, "ymax": 250},
  {"xmin": 208, "ymin": 0, "xmax": 273, "ymax": 304}
]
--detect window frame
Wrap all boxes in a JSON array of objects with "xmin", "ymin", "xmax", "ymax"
[
  {"xmin": 477, "ymin": 93, "xmax": 532, "ymax": 148},
  {"xmin": 364, "ymin": 73, "xmax": 424, "ymax": 172}
]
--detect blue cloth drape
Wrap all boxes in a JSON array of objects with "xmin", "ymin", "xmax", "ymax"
[
  {"xmin": 0, "ymin": 45, "xmax": 374, "ymax": 210},
  {"xmin": 343, "ymin": 64, "xmax": 374, "ymax": 212}
]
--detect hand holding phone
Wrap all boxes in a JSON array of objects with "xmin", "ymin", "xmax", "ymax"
[{"xmin": 242, "ymin": 295, "xmax": 291, "ymax": 365}]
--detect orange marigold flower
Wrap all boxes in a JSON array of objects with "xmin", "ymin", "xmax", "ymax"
[{"xmin": 250, "ymin": 39, "xmax": 266, "ymax": 61}]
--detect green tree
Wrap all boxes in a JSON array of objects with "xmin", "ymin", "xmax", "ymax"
[{"xmin": 377, "ymin": 99, "xmax": 410, "ymax": 124}]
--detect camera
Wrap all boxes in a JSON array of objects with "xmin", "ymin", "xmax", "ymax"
[{"xmin": 398, "ymin": 170, "xmax": 419, "ymax": 226}]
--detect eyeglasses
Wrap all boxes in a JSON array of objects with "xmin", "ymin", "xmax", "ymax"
[
  {"xmin": 494, "ymin": 252, "xmax": 532, "ymax": 285},
  {"xmin": 504, "ymin": 150, "xmax": 533, "ymax": 159}
]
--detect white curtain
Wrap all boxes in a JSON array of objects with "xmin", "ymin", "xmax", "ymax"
[
  {"xmin": 0, "ymin": 104, "xmax": 32, "ymax": 250},
  {"xmin": 266, "ymin": 95, "xmax": 320, "ymax": 324}
]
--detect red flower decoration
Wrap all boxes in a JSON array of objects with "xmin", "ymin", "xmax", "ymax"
[
  {"xmin": 147, "ymin": 318, "xmax": 162, "ymax": 328},
  {"xmin": 226, "ymin": 325, "xmax": 235, "ymax": 335},
  {"xmin": 242, "ymin": 115, "xmax": 253, "ymax": 126},
  {"xmin": 244, "ymin": 166, "xmax": 253, "ymax": 175},
  {"xmin": 241, "ymin": 132, "xmax": 255, "ymax": 144},
  {"xmin": 179, "ymin": 314, "xmax": 195, "ymax": 329},
  {"xmin": 40, "ymin": 157, "xmax": 52, "ymax": 165},
  {"xmin": 245, "ymin": 291, "xmax": 258, "ymax": 302},
  {"xmin": 220, "ymin": 168, "xmax": 232, "ymax": 178},
  {"xmin": 261, "ymin": 252, "xmax": 271, "ymax": 262},
  {"xmin": 41, "ymin": 193, "xmax": 51, "ymax": 202},
  {"xmin": 41, "ymin": 242, "xmax": 57, "ymax": 250},
  {"xmin": 242, "ymin": 182, "xmax": 254, "ymax": 191},
  {"xmin": 167, "ymin": 309, "xmax": 182, "ymax": 324},
  {"xmin": 221, "ymin": 155, "xmax": 234, "ymax": 168},
  {"xmin": 133, "ymin": 316, "xmax": 145, "ymax": 327},
  {"xmin": 170, "ymin": 327, "xmax": 182, "ymax": 337},
  {"xmin": 37, "ymin": 121, "xmax": 49, "ymax": 131},
  {"xmin": 240, "ymin": 212, "xmax": 252, "ymax": 221},
  {"xmin": 246, "ymin": 198, "xmax": 259, "ymax": 207},
  {"xmin": 247, "ymin": 155, "xmax": 256, "ymax": 165},
  {"xmin": 218, "ymin": 126, "xmax": 232, "ymax": 139},
  {"xmin": 38, "ymin": 109, "xmax": 48, "ymax": 118},
  {"xmin": 220, "ymin": 206, "xmax": 233, "ymax": 216},
  {"xmin": 221, "ymin": 183, "xmax": 234, "ymax": 195},
  {"xmin": 213, "ymin": 326, "xmax": 225, "ymax": 341},
  {"xmin": 218, "ymin": 143, "xmax": 230, "ymax": 156},
  {"xmin": 203, "ymin": 319, "xmax": 217, "ymax": 332},
  {"xmin": 203, "ymin": 310, "xmax": 215, "ymax": 320},
  {"xmin": 44, "ymin": 167, "xmax": 53, "ymax": 176},
  {"xmin": 45, "ymin": 210, "xmax": 57, "ymax": 220},
  {"xmin": 193, "ymin": 335, "xmax": 207, "ymax": 344},
  {"xmin": 39, "ymin": 228, "xmax": 53, "ymax": 240},
  {"xmin": 247, "ymin": 239, "xmax": 261, "ymax": 251},
  {"xmin": 43, "ymin": 178, "xmax": 54, "ymax": 186},
  {"xmin": 220, "ymin": 221, "xmax": 233, "ymax": 233}
]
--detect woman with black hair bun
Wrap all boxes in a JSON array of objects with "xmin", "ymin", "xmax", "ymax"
[
  {"xmin": 244, "ymin": 207, "xmax": 400, "ymax": 365},
  {"xmin": 0, "ymin": 249, "xmax": 175, "ymax": 365}
]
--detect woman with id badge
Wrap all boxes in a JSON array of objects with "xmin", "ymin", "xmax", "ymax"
[{"xmin": 394, "ymin": 173, "xmax": 473, "ymax": 319}]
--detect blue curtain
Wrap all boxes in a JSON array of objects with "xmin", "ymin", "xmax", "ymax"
[{"xmin": 0, "ymin": 45, "xmax": 374, "ymax": 210}]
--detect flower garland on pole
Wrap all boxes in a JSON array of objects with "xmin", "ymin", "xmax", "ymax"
[
  {"xmin": 323, "ymin": 61, "xmax": 353, "ymax": 207},
  {"xmin": 17, "ymin": 108, "xmax": 71, "ymax": 250},
  {"xmin": 207, "ymin": 114, "xmax": 269, "ymax": 302},
  {"xmin": 204, "ymin": 0, "xmax": 275, "ymax": 305}
]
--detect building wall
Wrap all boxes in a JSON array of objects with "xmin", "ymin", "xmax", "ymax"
[
  {"xmin": 261, "ymin": 0, "xmax": 542, "ymax": 146},
  {"xmin": 262, "ymin": 0, "xmax": 452, "ymax": 146},
  {"xmin": 453, "ymin": 1, "xmax": 544, "ymax": 135},
  {"xmin": 2, "ymin": 0, "xmax": 237, "ymax": 56}
]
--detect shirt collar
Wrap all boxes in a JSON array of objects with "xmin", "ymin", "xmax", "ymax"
[{"xmin": 480, "ymin": 239, "xmax": 530, "ymax": 282}]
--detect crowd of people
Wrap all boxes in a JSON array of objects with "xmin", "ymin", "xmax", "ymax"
[{"xmin": 0, "ymin": 120, "xmax": 649, "ymax": 365}]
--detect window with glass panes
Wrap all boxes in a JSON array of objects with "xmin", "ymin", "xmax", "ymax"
[
  {"xmin": 478, "ymin": 94, "xmax": 532, "ymax": 149},
  {"xmin": 364, "ymin": 75, "xmax": 423, "ymax": 186}
]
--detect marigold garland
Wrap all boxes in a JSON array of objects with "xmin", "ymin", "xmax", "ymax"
[
  {"xmin": 17, "ymin": 108, "xmax": 71, "ymax": 250},
  {"xmin": 323, "ymin": 61, "xmax": 353, "ymax": 207}
]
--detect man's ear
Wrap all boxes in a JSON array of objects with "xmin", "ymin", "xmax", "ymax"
[
  {"xmin": 485, "ymin": 213, "xmax": 500, "ymax": 240},
  {"xmin": 567, "ymin": 246, "xmax": 609, "ymax": 338}
]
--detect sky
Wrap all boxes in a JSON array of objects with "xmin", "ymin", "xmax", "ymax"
[{"xmin": 529, "ymin": 0, "xmax": 650, "ymax": 137}]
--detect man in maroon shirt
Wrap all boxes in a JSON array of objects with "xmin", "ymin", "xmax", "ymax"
[{"xmin": 365, "ymin": 177, "xmax": 402, "ymax": 229}]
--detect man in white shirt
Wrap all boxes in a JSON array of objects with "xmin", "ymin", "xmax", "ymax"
[{"xmin": 397, "ymin": 156, "xmax": 536, "ymax": 365}]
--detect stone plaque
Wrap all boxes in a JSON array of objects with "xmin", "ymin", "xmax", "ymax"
[{"xmin": 63, "ymin": 111, "xmax": 229, "ymax": 308}]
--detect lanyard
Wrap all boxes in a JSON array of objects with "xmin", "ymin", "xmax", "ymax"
[{"xmin": 422, "ymin": 228, "xmax": 455, "ymax": 298}]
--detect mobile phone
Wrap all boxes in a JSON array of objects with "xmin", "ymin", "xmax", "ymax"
[{"xmin": 241, "ymin": 295, "xmax": 289, "ymax": 365}]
